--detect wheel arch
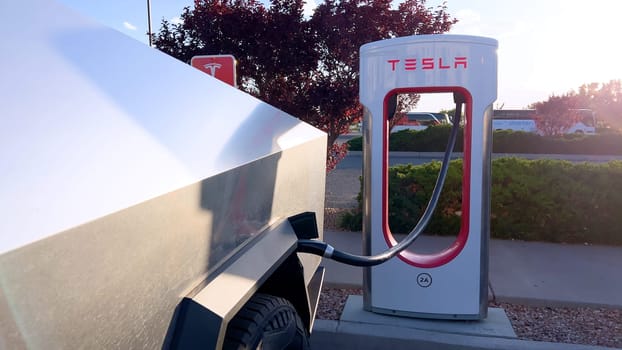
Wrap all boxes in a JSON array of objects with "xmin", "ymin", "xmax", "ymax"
[
  {"xmin": 166, "ymin": 219, "xmax": 322, "ymax": 349},
  {"xmin": 257, "ymin": 253, "xmax": 316, "ymax": 333}
]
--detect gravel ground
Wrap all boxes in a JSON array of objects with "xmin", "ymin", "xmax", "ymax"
[
  {"xmin": 316, "ymin": 287, "xmax": 622, "ymax": 348},
  {"xmin": 319, "ymin": 209, "xmax": 622, "ymax": 348}
]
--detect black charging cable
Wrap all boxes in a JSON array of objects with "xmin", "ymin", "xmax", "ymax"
[{"xmin": 296, "ymin": 95, "xmax": 464, "ymax": 266}]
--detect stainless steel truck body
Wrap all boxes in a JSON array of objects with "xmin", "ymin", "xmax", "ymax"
[{"xmin": 0, "ymin": 1, "xmax": 326, "ymax": 348}]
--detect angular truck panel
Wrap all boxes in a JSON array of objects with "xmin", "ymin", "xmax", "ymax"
[{"xmin": 0, "ymin": 0, "xmax": 326, "ymax": 348}]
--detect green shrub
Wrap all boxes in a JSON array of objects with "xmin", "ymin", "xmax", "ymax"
[
  {"xmin": 346, "ymin": 136, "xmax": 363, "ymax": 151},
  {"xmin": 389, "ymin": 126, "xmax": 464, "ymax": 152},
  {"xmin": 490, "ymin": 158, "xmax": 622, "ymax": 244},
  {"xmin": 381, "ymin": 161, "xmax": 461, "ymax": 234},
  {"xmin": 345, "ymin": 127, "xmax": 622, "ymax": 155},
  {"xmin": 340, "ymin": 209, "xmax": 363, "ymax": 231},
  {"xmin": 339, "ymin": 158, "xmax": 622, "ymax": 245},
  {"xmin": 493, "ymin": 132, "xmax": 622, "ymax": 155},
  {"xmin": 346, "ymin": 125, "xmax": 463, "ymax": 152}
]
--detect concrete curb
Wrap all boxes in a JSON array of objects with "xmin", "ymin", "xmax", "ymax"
[{"xmin": 310, "ymin": 319, "xmax": 615, "ymax": 350}]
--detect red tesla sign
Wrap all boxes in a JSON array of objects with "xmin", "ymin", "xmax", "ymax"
[
  {"xmin": 386, "ymin": 57, "xmax": 468, "ymax": 71},
  {"xmin": 191, "ymin": 55, "xmax": 237, "ymax": 87}
]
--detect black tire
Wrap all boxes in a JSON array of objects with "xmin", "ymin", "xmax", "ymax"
[{"xmin": 223, "ymin": 293, "xmax": 310, "ymax": 350}]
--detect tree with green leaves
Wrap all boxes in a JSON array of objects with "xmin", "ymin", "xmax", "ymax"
[{"xmin": 154, "ymin": 0, "xmax": 457, "ymax": 170}]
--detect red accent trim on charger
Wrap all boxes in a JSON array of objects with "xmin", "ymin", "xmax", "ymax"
[{"xmin": 382, "ymin": 87, "xmax": 473, "ymax": 268}]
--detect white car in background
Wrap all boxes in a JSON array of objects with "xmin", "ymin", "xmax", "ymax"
[{"xmin": 393, "ymin": 112, "xmax": 450, "ymax": 132}]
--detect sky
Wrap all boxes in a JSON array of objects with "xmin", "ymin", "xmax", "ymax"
[{"xmin": 58, "ymin": 0, "xmax": 622, "ymax": 112}]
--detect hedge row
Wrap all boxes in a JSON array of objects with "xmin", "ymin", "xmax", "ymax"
[
  {"xmin": 346, "ymin": 126, "xmax": 622, "ymax": 155},
  {"xmin": 340, "ymin": 158, "xmax": 622, "ymax": 245}
]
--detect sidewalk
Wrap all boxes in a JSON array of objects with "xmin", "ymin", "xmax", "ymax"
[{"xmin": 320, "ymin": 229, "xmax": 622, "ymax": 308}]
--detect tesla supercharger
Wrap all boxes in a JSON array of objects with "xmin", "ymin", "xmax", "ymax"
[{"xmin": 360, "ymin": 35, "xmax": 497, "ymax": 320}]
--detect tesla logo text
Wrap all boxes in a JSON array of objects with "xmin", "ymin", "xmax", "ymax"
[
  {"xmin": 202, "ymin": 63, "xmax": 222, "ymax": 76},
  {"xmin": 387, "ymin": 57, "xmax": 467, "ymax": 71}
]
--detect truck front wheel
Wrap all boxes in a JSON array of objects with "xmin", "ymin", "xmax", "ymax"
[{"xmin": 223, "ymin": 293, "xmax": 310, "ymax": 350}]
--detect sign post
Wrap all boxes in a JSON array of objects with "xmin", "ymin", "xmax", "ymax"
[{"xmin": 191, "ymin": 55, "xmax": 237, "ymax": 87}]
